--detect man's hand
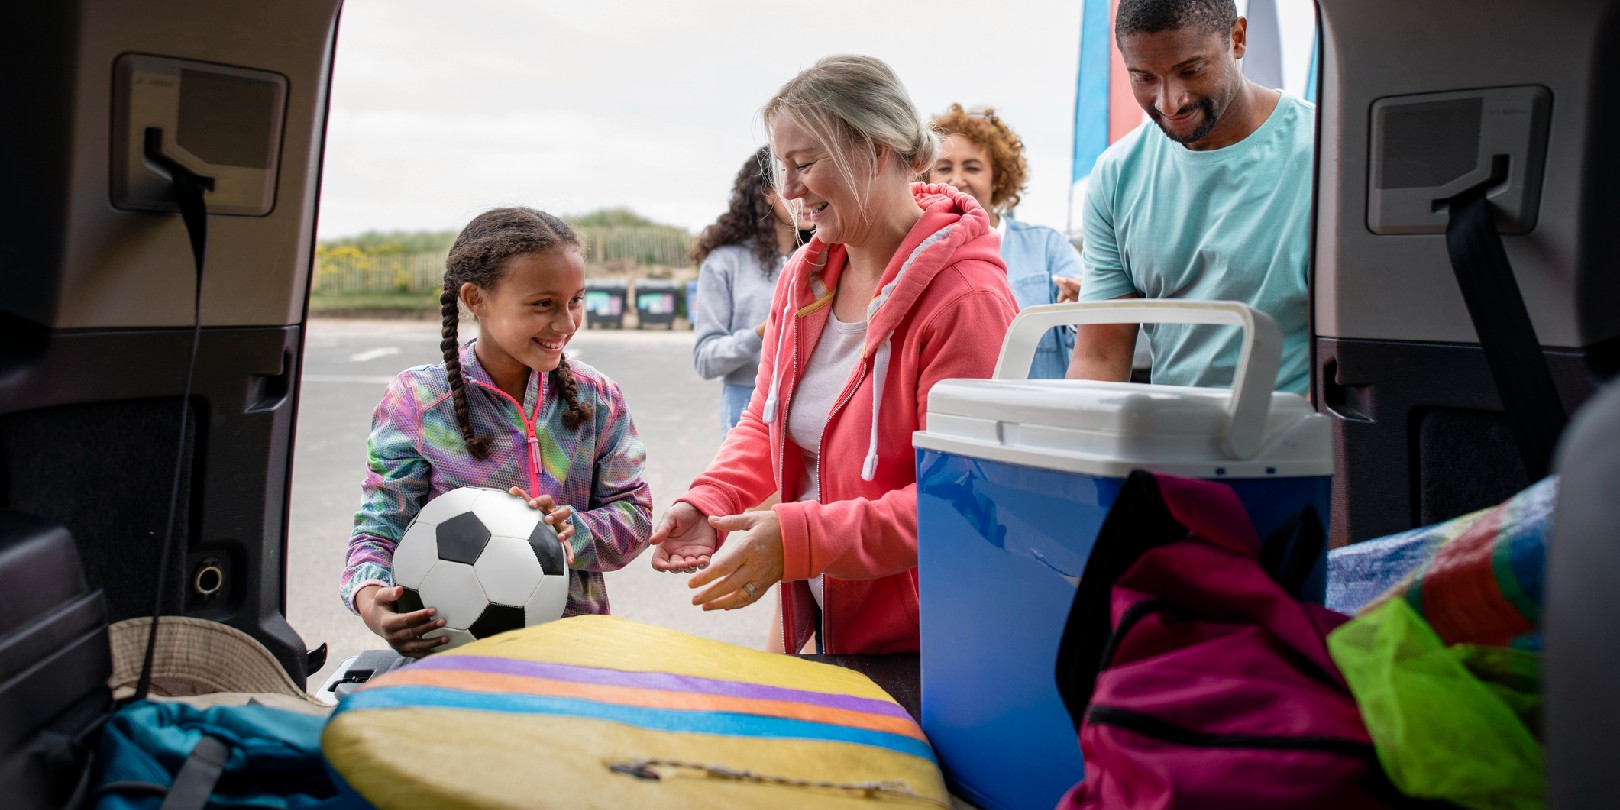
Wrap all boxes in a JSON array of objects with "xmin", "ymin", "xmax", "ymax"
[
  {"xmin": 649, "ymin": 501, "xmax": 718, "ymax": 573},
  {"xmin": 1053, "ymin": 275, "xmax": 1081, "ymax": 304}
]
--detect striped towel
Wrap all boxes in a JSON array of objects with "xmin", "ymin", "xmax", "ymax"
[
  {"xmin": 322, "ymin": 616, "xmax": 948, "ymax": 809},
  {"xmin": 1326, "ymin": 477, "xmax": 1554, "ymax": 651}
]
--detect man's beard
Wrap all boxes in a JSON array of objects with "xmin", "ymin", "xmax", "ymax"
[{"xmin": 1151, "ymin": 96, "xmax": 1220, "ymax": 145}]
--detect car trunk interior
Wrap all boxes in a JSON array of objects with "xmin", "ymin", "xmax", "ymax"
[{"xmin": 2, "ymin": 0, "xmax": 1616, "ymax": 807}]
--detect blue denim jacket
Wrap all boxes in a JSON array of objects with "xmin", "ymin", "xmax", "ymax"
[{"xmin": 1000, "ymin": 217, "xmax": 1081, "ymax": 379}]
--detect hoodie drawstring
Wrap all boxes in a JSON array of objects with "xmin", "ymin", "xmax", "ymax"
[
  {"xmin": 762, "ymin": 295, "xmax": 794, "ymax": 424},
  {"xmin": 861, "ymin": 339, "xmax": 891, "ymax": 481},
  {"xmin": 769, "ymin": 214, "xmax": 958, "ymax": 482},
  {"xmin": 856, "ymin": 224, "xmax": 952, "ymax": 481}
]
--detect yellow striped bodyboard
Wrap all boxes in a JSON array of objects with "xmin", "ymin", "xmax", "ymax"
[{"xmin": 322, "ymin": 616, "xmax": 948, "ymax": 809}]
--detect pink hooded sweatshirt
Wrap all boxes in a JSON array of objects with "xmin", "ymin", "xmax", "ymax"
[{"xmin": 678, "ymin": 183, "xmax": 1018, "ymax": 654}]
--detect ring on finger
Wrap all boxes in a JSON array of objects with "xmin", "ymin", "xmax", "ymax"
[{"xmin": 743, "ymin": 581, "xmax": 759, "ymax": 600}]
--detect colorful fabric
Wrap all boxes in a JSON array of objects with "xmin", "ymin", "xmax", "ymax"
[
  {"xmin": 1326, "ymin": 477, "xmax": 1554, "ymax": 650},
  {"xmin": 322, "ymin": 616, "xmax": 949, "ymax": 809},
  {"xmin": 341, "ymin": 341, "xmax": 651, "ymax": 616},
  {"xmin": 679, "ymin": 182, "xmax": 1018, "ymax": 654},
  {"xmin": 1329, "ymin": 599, "xmax": 1543, "ymax": 810},
  {"xmin": 1055, "ymin": 472, "xmax": 1390, "ymax": 810}
]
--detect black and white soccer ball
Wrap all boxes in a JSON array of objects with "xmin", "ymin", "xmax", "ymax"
[{"xmin": 392, "ymin": 486, "xmax": 570, "ymax": 651}]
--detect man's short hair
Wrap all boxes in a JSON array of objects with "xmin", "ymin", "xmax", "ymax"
[{"xmin": 1115, "ymin": 0, "xmax": 1238, "ymax": 38}]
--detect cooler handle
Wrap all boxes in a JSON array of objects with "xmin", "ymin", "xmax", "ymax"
[{"xmin": 993, "ymin": 300, "xmax": 1282, "ymax": 460}]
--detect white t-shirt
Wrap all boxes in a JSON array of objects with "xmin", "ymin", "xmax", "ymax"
[{"xmin": 786, "ymin": 309, "xmax": 868, "ymax": 608}]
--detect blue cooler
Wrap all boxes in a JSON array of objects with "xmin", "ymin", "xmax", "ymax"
[{"xmin": 913, "ymin": 301, "xmax": 1332, "ymax": 810}]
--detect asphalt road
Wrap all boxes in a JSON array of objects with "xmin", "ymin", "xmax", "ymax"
[{"xmin": 285, "ymin": 318, "xmax": 774, "ymax": 689}]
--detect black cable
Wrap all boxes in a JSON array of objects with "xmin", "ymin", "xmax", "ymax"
[{"xmin": 133, "ymin": 128, "xmax": 213, "ymax": 702}]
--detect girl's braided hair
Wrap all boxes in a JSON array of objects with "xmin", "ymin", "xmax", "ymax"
[{"xmin": 440, "ymin": 207, "xmax": 594, "ymax": 460}]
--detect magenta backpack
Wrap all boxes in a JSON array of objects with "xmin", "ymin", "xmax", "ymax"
[{"xmin": 1053, "ymin": 471, "xmax": 1401, "ymax": 809}]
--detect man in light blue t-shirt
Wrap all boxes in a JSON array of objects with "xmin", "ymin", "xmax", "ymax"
[{"xmin": 1069, "ymin": 0, "xmax": 1313, "ymax": 395}]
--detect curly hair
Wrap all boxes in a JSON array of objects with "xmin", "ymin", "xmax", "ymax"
[
  {"xmin": 928, "ymin": 104, "xmax": 1029, "ymax": 213},
  {"xmin": 440, "ymin": 207, "xmax": 594, "ymax": 460},
  {"xmin": 690, "ymin": 146, "xmax": 779, "ymax": 273},
  {"xmin": 1116, "ymin": 0, "xmax": 1237, "ymax": 38}
]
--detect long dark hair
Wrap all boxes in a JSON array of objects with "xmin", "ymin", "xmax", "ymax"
[
  {"xmin": 690, "ymin": 146, "xmax": 781, "ymax": 273},
  {"xmin": 440, "ymin": 207, "xmax": 593, "ymax": 460}
]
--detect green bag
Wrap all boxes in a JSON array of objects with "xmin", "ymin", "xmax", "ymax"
[{"xmin": 1327, "ymin": 599, "xmax": 1542, "ymax": 810}]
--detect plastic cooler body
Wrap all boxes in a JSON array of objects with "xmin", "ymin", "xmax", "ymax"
[
  {"xmin": 913, "ymin": 301, "xmax": 1332, "ymax": 809},
  {"xmin": 916, "ymin": 447, "xmax": 1330, "ymax": 810}
]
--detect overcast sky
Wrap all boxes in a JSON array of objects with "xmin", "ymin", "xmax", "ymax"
[{"xmin": 315, "ymin": 0, "xmax": 1090, "ymax": 239}]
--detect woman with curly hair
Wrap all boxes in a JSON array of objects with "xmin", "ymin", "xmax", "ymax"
[
  {"xmin": 690, "ymin": 147, "xmax": 814, "ymax": 436},
  {"xmin": 930, "ymin": 104, "xmax": 1082, "ymax": 379}
]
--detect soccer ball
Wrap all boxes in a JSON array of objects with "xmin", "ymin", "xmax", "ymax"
[{"xmin": 391, "ymin": 486, "xmax": 570, "ymax": 651}]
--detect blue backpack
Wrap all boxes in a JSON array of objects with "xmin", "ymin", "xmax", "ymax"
[{"xmin": 91, "ymin": 700, "xmax": 354, "ymax": 810}]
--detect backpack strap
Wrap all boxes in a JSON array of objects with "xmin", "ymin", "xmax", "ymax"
[
  {"xmin": 1054, "ymin": 471, "xmax": 1186, "ymax": 730},
  {"xmin": 1056, "ymin": 472, "xmax": 1344, "ymax": 733},
  {"xmin": 1259, "ymin": 505, "xmax": 1327, "ymax": 598},
  {"xmin": 158, "ymin": 735, "xmax": 230, "ymax": 810}
]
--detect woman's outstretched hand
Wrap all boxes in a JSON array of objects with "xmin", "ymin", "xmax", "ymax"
[
  {"xmin": 510, "ymin": 486, "xmax": 576, "ymax": 566},
  {"xmin": 689, "ymin": 510, "xmax": 784, "ymax": 611},
  {"xmin": 650, "ymin": 501, "xmax": 717, "ymax": 573}
]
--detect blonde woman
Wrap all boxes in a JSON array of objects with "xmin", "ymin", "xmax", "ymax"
[{"xmin": 649, "ymin": 55, "xmax": 1019, "ymax": 654}]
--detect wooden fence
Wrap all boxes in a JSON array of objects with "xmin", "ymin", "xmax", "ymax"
[
  {"xmin": 312, "ymin": 250, "xmax": 446, "ymax": 294},
  {"xmin": 575, "ymin": 226, "xmax": 693, "ymax": 267}
]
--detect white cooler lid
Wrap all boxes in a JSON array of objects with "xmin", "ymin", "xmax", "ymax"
[{"xmin": 915, "ymin": 379, "xmax": 1332, "ymax": 479}]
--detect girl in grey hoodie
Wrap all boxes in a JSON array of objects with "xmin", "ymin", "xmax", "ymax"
[{"xmin": 690, "ymin": 146, "xmax": 814, "ymax": 435}]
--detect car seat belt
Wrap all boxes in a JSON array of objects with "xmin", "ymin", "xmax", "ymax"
[
  {"xmin": 1443, "ymin": 184, "xmax": 1568, "ymax": 481},
  {"xmin": 133, "ymin": 128, "xmax": 212, "ymax": 701}
]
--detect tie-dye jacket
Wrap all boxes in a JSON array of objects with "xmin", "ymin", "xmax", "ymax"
[{"xmin": 341, "ymin": 340, "xmax": 652, "ymax": 616}]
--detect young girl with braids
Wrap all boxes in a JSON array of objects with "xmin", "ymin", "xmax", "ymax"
[{"xmin": 342, "ymin": 207, "xmax": 652, "ymax": 657}]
